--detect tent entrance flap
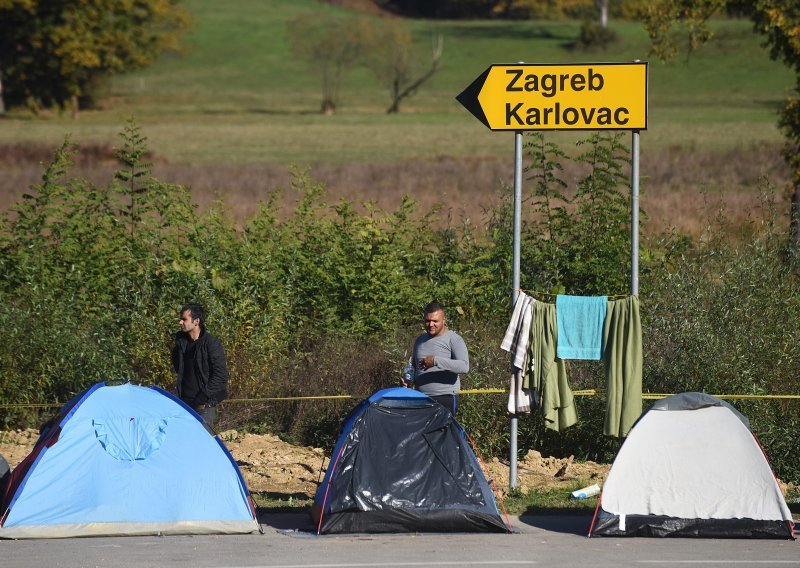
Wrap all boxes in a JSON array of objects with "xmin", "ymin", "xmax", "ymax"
[{"xmin": 93, "ymin": 417, "xmax": 168, "ymax": 461}]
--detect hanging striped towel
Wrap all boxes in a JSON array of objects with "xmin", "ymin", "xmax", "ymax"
[
  {"xmin": 500, "ymin": 291, "xmax": 535, "ymax": 369},
  {"xmin": 502, "ymin": 292, "xmax": 536, "ymax": 414},
  {"xmin": 556, "ymin": 295, "xmax": 607, "ymax": 360}
]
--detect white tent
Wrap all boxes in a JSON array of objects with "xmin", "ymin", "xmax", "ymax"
[{"xmin": 590, "ymin": 392, "xmax": 794, "ymax": 539}]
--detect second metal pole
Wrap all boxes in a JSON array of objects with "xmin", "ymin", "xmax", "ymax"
[
  {"xmin": 510, "ymin": 130, "xmax": 523, "ymax": 489},
  {"xmin": 631, "ymin": 130, "xmax": 640, "ymax": 296}
]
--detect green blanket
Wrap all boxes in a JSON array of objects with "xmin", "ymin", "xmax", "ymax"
[
  {"xmin": 529, "ymin": 301, "xmax": 578, "ymax": 432},
  {"xmin": 602, "ymin": 295, "xmax": 642, "ymax": 437}
]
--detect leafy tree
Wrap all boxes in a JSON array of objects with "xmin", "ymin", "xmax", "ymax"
[
  {"xmin": 287, "ymin": 14, "xmax": 444, "ymax": 115},
  {"xmin": 641, "ymin": 0, "xmax": 800, "ymax": 249},
  {"xmin": 286, "ymin": 12, "xmax": 374, "ymax": 115},
  {"xmin": 0, "ymin": 0, "xmax": 190, "ymax": 115},
  {"xmin": 522, "ymin": 132, "xmax": 632, "ymax": 295}
]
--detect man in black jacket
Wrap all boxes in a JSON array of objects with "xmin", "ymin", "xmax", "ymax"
[{"xmin": 172, "ymin": 303, "xmax": 228, "ymax": 431}]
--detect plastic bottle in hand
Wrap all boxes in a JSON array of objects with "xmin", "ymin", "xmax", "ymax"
[{"xmin": 402, "ymin": 363, "xmax": 414, "ymax": 386}]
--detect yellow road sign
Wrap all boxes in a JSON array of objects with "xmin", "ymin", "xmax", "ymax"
[{"xmin": 456, "ymin": 62, "xmax": 648, "ymax": 131}]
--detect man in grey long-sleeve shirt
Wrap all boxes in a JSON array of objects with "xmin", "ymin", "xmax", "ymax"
[{"xmin": 404, "ymin": 302, "xmax": 469, "ymax": 415}]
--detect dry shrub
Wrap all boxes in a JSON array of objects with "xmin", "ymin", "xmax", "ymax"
[
  {"xmin": 220, "ymin": 332, "xmax": 396, "ymax": 448},
  {"xmin": 640, "ymin": 143, "xmax": 791, "ymax": 235},
  {"xmin": 1, "ymin": 142, "xmax": 790, "ymax": 238},
  {"xmin": 0, "ymin": 141, "xmax": 117, "ymax": 165},
  {"xmin": 0, "ymin": 141, "xmax": 151, "ymax": 212}
]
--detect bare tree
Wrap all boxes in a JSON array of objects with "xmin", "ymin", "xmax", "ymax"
[{"xmin": 367, "ymin": 22, "xmax": 443, "ymax": 114}]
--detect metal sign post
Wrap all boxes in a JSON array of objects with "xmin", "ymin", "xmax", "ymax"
[
  {"xmin": 631, "ymin": 130, "xmax": 640, "ymax": 296},
  {"xmin": 456, "ymin": 61, "xmax": 648, "ymax": 490},
  {"xmin": 510, "ymin": 130, "xmax": 523, "ymax": 488}
]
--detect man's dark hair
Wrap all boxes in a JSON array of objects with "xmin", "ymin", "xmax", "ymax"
[
  {"xmin": 180, "ymin": 303, "xmax": 206, "ymax": 328},
  {"xmin": 423, "ymin": 301, "xmax": 445, "ymax": 316}
]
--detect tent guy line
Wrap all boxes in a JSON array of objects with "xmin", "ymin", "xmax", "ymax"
[{"xmin": 2, "ymin": 391, "xmax": 799, "ymax": 410}]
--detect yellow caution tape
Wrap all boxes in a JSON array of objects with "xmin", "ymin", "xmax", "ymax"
[
  {"xmin": 1, "ymin": 391, "xmax": 799, "ymax": 410},
  {"xmin": 0, "ymin": 403, "xmax": 65, "ymax": 409},
  {"xmin": 223, "ymin": 395, "xmax": 357, "ymax": 403}
]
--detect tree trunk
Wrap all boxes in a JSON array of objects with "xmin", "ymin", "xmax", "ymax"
[
  {"xmin": 321, "ymin": 98, "xmax": 336, "ymax": 115},
  {"xmin": 387, "ymin": 79, "xmax": 401, "ymax": 114},
  {"xmin": 0, "ymin": 71, "xmax": 5, "ymax": 115},
  {"xmin": 70, "ymin": 94, "xmax": 79, "ymax": 119},
  {"xmin": 384, "ymin": 34, "xmax": 442, "ymax": 114},
  {"xmin": 596, "ymin": 0, "xmax": 608, "ymax": 28}
]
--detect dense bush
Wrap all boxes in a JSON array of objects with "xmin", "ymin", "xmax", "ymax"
[
  {"xmin": 1, "ymin": 124, "xmax": 798, "ymax": 484},
  {"xmin": 643, "ymin": 194, "xmax": 800, "ymax": 482},
  {"xmin": 575, "ymin": 20, "xmax": 620, "ymax": 50}
]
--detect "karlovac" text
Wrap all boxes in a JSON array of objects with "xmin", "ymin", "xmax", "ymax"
[{"xmin": 504, "ymin": 68, "xmax": 629, "ymax": 128}]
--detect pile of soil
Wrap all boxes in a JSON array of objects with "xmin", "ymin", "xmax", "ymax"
[
  {"xmin": 0, "ymin": 428, "xmax": 609, "ymax": 497},
  {"xmin": 3, "ymin": 428, "xmax": 797, "ymax": 501}
]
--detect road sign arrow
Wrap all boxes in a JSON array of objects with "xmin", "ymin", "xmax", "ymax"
[
  {"xmin": 456, "ymin": 62, "xmax": 647, "ymax": 131},
  {"xmin": 455, "ymin": 67, "xmax": 492, "ymax": 130}
]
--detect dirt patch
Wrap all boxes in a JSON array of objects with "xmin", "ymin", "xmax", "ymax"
[
  {"xmin": 484, "ymin": 451, "xmax": 610, "ymax": 498},
  {"xmin": 0, "ymin": 428, "xmax": 608, "ymax": 497},
  {"xmin": 0, "ymin": 430, "xmax": 39, "ymax": 472},
  {"xmin": 4, "ymin": 429, "xmax": 794, "ymax": 500},
  {"xmin": 220, "ymin": 430, "xmax": 327, "ymax": 495}
]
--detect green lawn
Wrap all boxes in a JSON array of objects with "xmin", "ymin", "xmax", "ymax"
[
  {"xmin": 253, "ymin": 484, "xmax": 800, "ymax": 517},
  {"xmin": 0, "ymin": 1, "xmax": 792, "ymax": 166},
  {"xmin": 251, "ymin": 484, "xmax": 601, "ymax": 516}
]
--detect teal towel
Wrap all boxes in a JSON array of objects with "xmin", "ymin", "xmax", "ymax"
[{"xmin": 556, "ymin": 295, "xmax": 608, "ymax": 360}]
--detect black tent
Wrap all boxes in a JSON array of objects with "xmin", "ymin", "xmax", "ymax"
[
  {"xmin": 0, "ymin": 453, "xmax": 9, "ymax": 502},
  {"xmin": 312, "ymin": 387, "xmax": 510, "ymax": 534}
]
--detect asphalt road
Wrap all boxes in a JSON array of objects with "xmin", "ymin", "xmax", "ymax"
[{"xmin": 3, "ymin": 514, "xmax": 797, "ymax": 568}]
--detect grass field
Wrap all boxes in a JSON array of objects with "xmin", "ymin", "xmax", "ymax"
[
  {"xmin": 252, "ymin": 485, "xmax": 601, "ymax": 516},
  {"xmin": 1, "ymin": 0, "xmax": 795, "ymax": 235}
]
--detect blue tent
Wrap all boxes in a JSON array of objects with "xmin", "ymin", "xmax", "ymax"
[
  {"xmin": 0, "ymin": 382, "xmax": 260, "ymax": 538},
  {"xmin": 312, "ymin": 387, "xmax": 510, "ymax": 534}
]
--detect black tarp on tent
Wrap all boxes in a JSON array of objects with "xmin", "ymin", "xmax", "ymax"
[
  {"xmin": 0, "ymin": 453, "xmax": 9, "ymax": 502},
  {"xmin": 590, "ymin": 392, "xmax": 795, "ymax": 539},
  {"xmin": 312, "ymin": 387, "xmax": 510, "ymax": 534}
]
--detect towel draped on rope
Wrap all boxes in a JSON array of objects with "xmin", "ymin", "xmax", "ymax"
[{"xmin": 501, "ymin": 293, "xmax": 642, "ymax": 437}]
